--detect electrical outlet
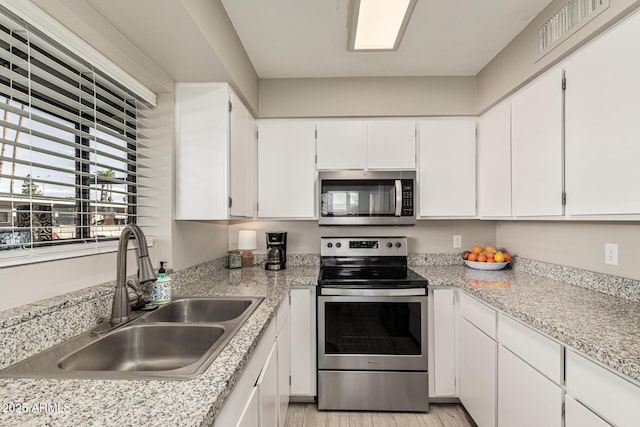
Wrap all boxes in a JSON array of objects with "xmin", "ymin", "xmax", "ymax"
[
  {"xmin": 453, "ymin": 235, "xmax": 462, "ymax": 249},
  {"xmin": 605, "ymin": 243, "xmax": 618, "ymax": 265}
]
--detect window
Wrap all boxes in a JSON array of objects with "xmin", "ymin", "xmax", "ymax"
[{"xmin": 0, "ymin": 7, "xmax": 151, "ymax": 260}]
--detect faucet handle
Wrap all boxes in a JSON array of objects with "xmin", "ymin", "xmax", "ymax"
[{"xmin": 127, "ymin": 279, "xmax": 142, "ymax": 295}]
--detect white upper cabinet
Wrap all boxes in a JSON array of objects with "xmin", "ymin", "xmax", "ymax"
[
  {"xmin": 316, "ymin": 121, "xmax": 367, "ymax": 170},
  {"xmin": 316, "ymin": 120, "xmax": 416, "ymax": 170},
  {"xmin": 367, "ymin": 120, "xmax": 416, "ymax": 169},
  {"xmin": 477, "ymin": 101, "xmax": 511, "ymax": 217},
  {"xmin": 257, "ymin": 120, "xmax": 317, "ymax": 218},
  {"xmin": 175, "ymin": 83, "xmax": 256, "ymax": 220},
  {"xmin": 418, "ymin": 119, "xmax": 476, "ymax": 217},
  {"xmin": 564, "ymin": 10, "xmax": 640, "ymax": 215},
  {"xmin": 511, "ymin": 68, "xmax": 564, "ymax": 217},
  {"xmin": 230, "ymin": 90, "xmax": 257, "ymax": 218}
]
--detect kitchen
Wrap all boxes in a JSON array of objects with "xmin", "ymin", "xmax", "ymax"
[{"xmin": 0, "ymin": 0, "xmax": 639, "ymax": 426}]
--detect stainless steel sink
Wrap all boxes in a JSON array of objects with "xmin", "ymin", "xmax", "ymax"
[
  {"xmin": 0, "ymin": 296, "xmax": 263, "ymax": 380},
  {"xmin": 142, "ymin": 297, "xmax": 255, "ymax": 323},
  {"xmin": 59, "ymin": 325, "xmax": 225, "ymax": 372}
]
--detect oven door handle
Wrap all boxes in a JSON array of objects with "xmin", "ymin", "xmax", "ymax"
[
  {"xmin": 319, "ymin": 287, "xmax": 426, "ymax": 296},
  {"xmin": 395, "ymin": 179, "xmax": 402, "ymax": 217}
]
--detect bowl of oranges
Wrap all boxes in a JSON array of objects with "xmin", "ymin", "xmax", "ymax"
[{"xmin": 461, "ymin": 245, "xmax": 512, "ymax": 271}]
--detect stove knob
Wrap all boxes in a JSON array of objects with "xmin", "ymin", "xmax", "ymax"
[
  {"xmin": 386, "ymin": 242, "xmax": 393, "ymax": 248},
  {"xmin": 336, "ymin": 243, "xmax": 342, "ymax": 248},
  {"xmin": 395, "ymin": 242, "xmax": 402, "ymax": 248},
  {"xmin": 327, "ymin": 243, "xmax": 333, "ymax": 248}
]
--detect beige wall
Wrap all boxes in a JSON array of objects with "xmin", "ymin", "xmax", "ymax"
[
  {"xmin": 497, "ymin": 222, "xmax": 640, "ymax": 280},
  {"xmin": 0, "ymin": 248, "xmax": 156, "ymax": 311},
  {"xmin": 259, "ymin": 76, "xmax": 477, "ymax": 118},
  {"xmin": 228, "ymin": 220, "xmax": 496, "ymax": 255},
  {"xmin": 477, "ymin": 0, "xmax": 640, "ymax": 112},
  {"xmin": 180, "ymin": 0, "xmax": 260, "ymax": 114}
]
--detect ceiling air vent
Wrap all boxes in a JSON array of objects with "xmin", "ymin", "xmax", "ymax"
[{"xmin": 538, "ymin": 0, "xmax": 609, "ymax": 56}]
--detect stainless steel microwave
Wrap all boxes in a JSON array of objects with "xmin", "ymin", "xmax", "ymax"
[{"xmin": 319, "ymin": 171, "xmax": 416, "ymax": 225}]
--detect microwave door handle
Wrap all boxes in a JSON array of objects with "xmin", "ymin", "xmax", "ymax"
[{"xmin": 395, "ymin": 180, "xmax": 402, "ymax": 216}]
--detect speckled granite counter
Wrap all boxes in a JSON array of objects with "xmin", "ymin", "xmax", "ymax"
[
  {"xmin": 1, "ymin": 260, "xmax": 639, "ymax": 426},
  {"xmin": 0, "ymin": 266, "xmax": 318, "ymax": 427},
  {"xmin": 412, "ymin": 265, "xmax": 640, "ymax": 384}
]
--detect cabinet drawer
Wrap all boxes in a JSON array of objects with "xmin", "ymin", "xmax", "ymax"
[
  {"xmin": 498, "ymin": 313, "xmax": 562, "ymax": 383},
  {"xmin": 459, "ymin": 292, "xmax": 496, "ymax": 339},
  {"xmin": 566, "ymin": 350, "xmax": 640, "ymax": 427}
]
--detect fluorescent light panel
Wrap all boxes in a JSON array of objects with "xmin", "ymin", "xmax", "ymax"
[{"xmin": 349, "ymin": 0, "xmax": 416, "ymax": 51}]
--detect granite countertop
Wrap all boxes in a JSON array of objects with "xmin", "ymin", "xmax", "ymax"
[
  {"xmin": 0, "ymin": 266, "xmax": 318, "ymax": 427},
  {"xmin": 413, "ymin": 265, "xmax": 640, "ymax": 384},
  {"xmin": 1, "ymin": 262, "xmax": 639, "ymax": 426}
]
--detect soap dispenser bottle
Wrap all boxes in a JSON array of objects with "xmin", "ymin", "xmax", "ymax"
[{"xmin": 152, "ymin": 262, "xmax": 172, "ymax": 305}]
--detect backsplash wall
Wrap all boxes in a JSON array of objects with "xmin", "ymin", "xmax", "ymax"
[
  {"xmin": 228, "ymin": 220, "xmax": 497, "ymax": 254},
  {"xmin": 497, "ymin": 221, "xmax": 640, "ymax": 281}
]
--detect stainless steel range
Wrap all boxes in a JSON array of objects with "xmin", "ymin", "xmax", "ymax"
[{"xmin": 317, "ymin": 236, "xmax": 429, "ymax": 412}]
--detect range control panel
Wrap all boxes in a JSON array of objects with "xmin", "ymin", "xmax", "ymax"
[{"xmin": 321, "ymin": 237, "xmax": 408, "ymax": 257}]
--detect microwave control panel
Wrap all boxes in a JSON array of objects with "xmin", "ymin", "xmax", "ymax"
[{"xmin": 401, "ymin": 180, "xmax": 414, "ymax": 216}]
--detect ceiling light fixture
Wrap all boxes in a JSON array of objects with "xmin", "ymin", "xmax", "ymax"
[{"xmin": 347, "ymin": 0, "xmax": 416, "ymax": 52}]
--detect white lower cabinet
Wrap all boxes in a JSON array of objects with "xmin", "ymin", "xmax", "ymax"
[
  {"xmin": 258, "ymin": 343, "xmax": 278, "ymax": 427},
  {"xmin": 234, "ymin": 387, "xmax": 259, "ymax": 427},
  {"xmin": 566, "ymin": 350, "xmax": 640, "ymax": 427},
  {"xmin": 276, "ymin": 297, "xmax": 290, "ymax": 427},
  {"xmin": 214, "ymin": 296, "xmax": 291, "ymax": 427},
  {"xmin": 289, "ymin": 287, "xmax": 316, "ymax": 398},
  {"xmin": 441, "ymin": 290, "xmax": 640, "ymax": 427},
  {"xmin": 429, "ymin": 288, "xmax": 457, "ymax": 397},
  {"xmin": 459, "ymin": 317, "xmax": 497, "ymax": 427},
  {"xmin": 497, "ymin": 346, "xmax": 562, "ymax": 427},
  {"xmin": 565, "ymin": 395, "xmax": 611, "ymax": 427}
]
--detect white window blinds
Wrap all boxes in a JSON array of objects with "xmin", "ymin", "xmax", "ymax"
[{"xmin": 0, "ymin": 6, "xmax": 152, "ymax": 258}]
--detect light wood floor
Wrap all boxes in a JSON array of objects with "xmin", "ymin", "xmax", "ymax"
[{"xmin": 284, "ymin": 403, "xmax": 476, "ymax": 427}]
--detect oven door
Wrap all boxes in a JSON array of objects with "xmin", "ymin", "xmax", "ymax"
[{"xmin": 318, "ymin": 288, "xmax": 427, "ymax": 371}]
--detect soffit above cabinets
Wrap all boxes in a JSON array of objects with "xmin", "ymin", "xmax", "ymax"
[{"xmin": 221, "ymin": 0, "xmax": 554, "ymax": 78}]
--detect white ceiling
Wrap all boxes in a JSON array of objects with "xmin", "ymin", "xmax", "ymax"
[{"xmin": 221, "ymin": 0, "xmax": 554, "ymax": 78}]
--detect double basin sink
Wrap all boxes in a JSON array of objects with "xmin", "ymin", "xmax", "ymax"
[{"xmin": 0, "ymin": 297, "xmax": 263, "ymax": 380}]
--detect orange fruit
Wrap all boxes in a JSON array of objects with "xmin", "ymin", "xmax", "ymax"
[
  {"xmin": 487, "ymin": 258, "xmax": 496, "ymax": 263},
  {"xmin": 503, "ymin": 252, "xmax": 512, "ymax": 262},
  {"xmin": 468, "ymin": 253, "xmax": 478, "ymax": 261},
  {"xmin": 477, "ymin": 255, "xmax": 487, "ymax": 262},
  {"xmin": 486, "ymin": 252, "xmax": 495, "ymax": 259},
  {"xmin": 471, "ymin": 246, "xmax": 483, "ymax": 255}
]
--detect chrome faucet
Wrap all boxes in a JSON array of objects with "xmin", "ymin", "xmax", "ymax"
[{"xmin": 111, "ymin": 224, "xmax": 156, "ymax": 325}]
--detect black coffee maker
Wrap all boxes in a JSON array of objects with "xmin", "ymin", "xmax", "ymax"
[{"xmin": 265, "ymin": 232, "xmax": 287, "ymax": 270}]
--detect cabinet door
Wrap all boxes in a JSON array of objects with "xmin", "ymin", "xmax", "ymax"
[
  {"xmin": 175, "ymin": 83, "xmax": 229, "ymax": 220},
  {"xmin": 459, "ymin": 318, "xmax": 496, "ymax": 427},
  {"xmin": 316, "ymin": 121, "xmax": 367, "ymax": 170},
  {"xmin": 497, "ymin": 346, "xmax": 562, "ymax": 427},
  {"xmin": 289, "ymin": 288, "xmax": 316, "ymax": 397},
  {"xmin": 367, "ymin": 121, "xmax": 416, "ymax": 169},
  {"xmin": 565, "ymin": 395, "xmax": 611, "ymax": 427},
  {"xmin": 229, "ymin": 90, "xmax": 256, "ymax": 218},
  {"xmin": 566, "ymin": 350, "xmax": 640, "ymax": 427},
  {"xmin": 257, "ymin": 121, "xmax": 316, "ymax": 218},
  {"xmin": 258, "ymin": 343, "xmax": 278, "ymax": 427},
  {"xmin": 564, "ymin": 11, "xmax": 640, "ymax": 215},
  {"xmin": 234, "ymin": 386, "xmax": 259, "ymax": 427},
  {"xmin": 419, "ymin": 119, "xmax": 476, "ymax": 217},
  {"xmin": 511, "ymin": 68, "xmax": 564, "ymax": 217},
  {"xmin": 431, "ymin": 289, "xmax": 456, "ymax": 397},
  {"xmin": 277, "ymin": 312, "xmax": 290, "ymax": 427},
  {"xmin": 477, "ymin": 101, "xmax": 511, "ymax": 217}
]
